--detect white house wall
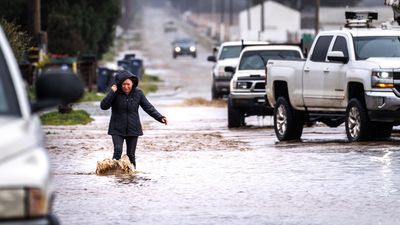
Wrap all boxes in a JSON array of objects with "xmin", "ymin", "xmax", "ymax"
[{"xmin": 239, "ymin": 1, "xmax": 300, "ymax": 43}]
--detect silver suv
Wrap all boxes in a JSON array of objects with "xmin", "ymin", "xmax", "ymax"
[{"xmin": 0, "ymin": 26, "xmax": 83, "ymax": 224}]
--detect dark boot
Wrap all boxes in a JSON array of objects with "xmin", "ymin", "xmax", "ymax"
[{"xmin": 130, "ymin": 157, "xmax": 136, "ymax": 169}]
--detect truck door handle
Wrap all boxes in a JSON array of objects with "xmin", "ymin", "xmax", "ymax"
[
  {"xmin": 304, "ymin": 67, "xmax": 310, "ymax": 72},
  {"xmin": 323, "ymin": 68, "xmax": 329, "ymax": 73}
]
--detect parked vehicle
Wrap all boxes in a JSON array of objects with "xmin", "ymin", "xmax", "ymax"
[
  {"xmin": 0, "ymin": 25, "xmax": 84, "ymax": 224},
  {"xmin": 172, "ymin": 37, "xmax": 197, "ymax": 59},
  {"xmin": 207, "ymin": 41, "xmax": 268, "ymax": 99},
  {"xmin": 266, "ymin": 11, "xmax": 400, "ymax": 141},
  {"xmin": 164, "ymin": 21, "xmax": 177, "ymax": 33},
  {"xmin": 227, "ymin": 45, "xmax": 303, "ymax": 128}
]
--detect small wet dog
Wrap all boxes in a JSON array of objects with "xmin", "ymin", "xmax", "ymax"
[{"xmin": 96, "ymin": 155, "xmax": 135, "ymax": 175}]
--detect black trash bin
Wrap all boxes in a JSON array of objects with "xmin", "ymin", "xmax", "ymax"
[
  {"xmin": 130, "ymin": 59, "xmax": 144, "ymax": 79},
  {"xmin": 124, "ymin": 54, "xmax": 136, "ymax": 60},
  {"xmin": 117, "ymin": 60, "xmax": 131, "ymax": 71},
  {"xmin": 97, "ymin": 67, "xmax": 110, "ymax": 92}
]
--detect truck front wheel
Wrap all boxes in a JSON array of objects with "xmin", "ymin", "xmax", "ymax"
[
  {"xmin": 274, "ymin": 97, "xmax": 303, "ymax": 141},
  {"xmin": 345, "ymin": 99, "xmax": 369, "ymax": 142},
  {"xmin": 228, "ymin": 98, "xmax": 244, "ymax": 128},
  {"xmin": 211, "ymin": 84, "xmax": 219, "ymax": 100}
]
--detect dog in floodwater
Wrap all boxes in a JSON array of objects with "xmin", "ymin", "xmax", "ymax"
[{"xmin": 96, "ymin": 155, "xmax": 135, "ymax": 175}]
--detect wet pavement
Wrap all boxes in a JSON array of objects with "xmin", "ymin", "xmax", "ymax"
[{"xmin": 44, "ymin": 6, "xmax": 400, "ymax": 225}]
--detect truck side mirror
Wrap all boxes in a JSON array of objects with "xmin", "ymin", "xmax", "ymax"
[
  {"xmin": 32, "ymin": 69, "xmax": 84, "ymax": 112},
  {"xmin": 327, "ymin": 51, "xmax": 349, "ymax": 64},
  {"xmin": 207, "ymin": 55, "xmax": 216, "ymax": 62},
  {"xmin": 224, "ymin": 66, "xmax": 236, "ymax": 73}
]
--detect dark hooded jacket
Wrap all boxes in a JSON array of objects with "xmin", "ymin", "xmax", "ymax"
[{"xmin": 100, "ymin": 70, "xmax": 164, "ymax": 136}]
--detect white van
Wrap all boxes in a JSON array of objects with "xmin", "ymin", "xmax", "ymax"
[{"xmin": 0, "ymin": 26, "xmax": 83, "ymax": 224}]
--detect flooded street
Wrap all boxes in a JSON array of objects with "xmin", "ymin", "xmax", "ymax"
[{"xmin": 44, "ymin": 7, "xmax": 400, "ymax": 225}]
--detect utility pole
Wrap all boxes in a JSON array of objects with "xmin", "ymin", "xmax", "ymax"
[
  {"xmin": 229, "ymin": 0, "xmax": 233, "ymax": 26},
  {"xmin": 315, "ymin": 0, "xmax": 320, "ymax": 35},
  {"xmin": 196, "ymin": 0, "xmax": 200, "ymax": 21},
  {"xmin": 261, "ymin": 0, "xmax": 265, "ymax": 32},
  {"xmin": 228, "ymin": 0, "xmax": 233, "ymax": 41},
  {"xmin": 33, "ymin": 0, "xmax": 41, "ymax": 41},
  {"xmin": 220, "ymin": 0, "xmax": 225, "ymax": 42},
  {"xmin": 220, "ymin": 0, "xmax": 225, "ymax": 25},
  {"xmin": 247, "ymin": 0, "xmax": 251, "ymax": 30},
  {"xmin": 212, "ymin": 0, "xmax": 217, "ymax": 39}
]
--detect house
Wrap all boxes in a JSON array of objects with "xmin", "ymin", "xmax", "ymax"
[{"xmin": 238, "ymin": 1, "xmax": 301, "ymax": 43}]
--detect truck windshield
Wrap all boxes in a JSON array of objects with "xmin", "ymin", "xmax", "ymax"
[
  {"xmin": 239, "ymin": 50, "xmax": 302, "ymax": 70},
  {"xmin": 219, "ymin": 46, "xmax": 242, "ymax": 60},
  {"xmin": 354, "ymin": 36, "xmax": 400, "ymax": 60}
]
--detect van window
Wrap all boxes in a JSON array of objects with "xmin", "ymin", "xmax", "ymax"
[
  {"xmin": 310, "ymin": 36, "xmax": 333, "ymax": 62},
  {"xmin": 0, "ymin": 46, "xmax": 21, "ymax": 116},
  {"xmin": 219, "ymin": 46, "xmax": 242, "ymax": 60}
]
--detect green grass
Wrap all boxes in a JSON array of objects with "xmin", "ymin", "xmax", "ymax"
[
  {"xmin": 40, "ymin": 110, "xmax": 94, "ymax": 125},
  {"xmin": 79, "ymin": 91, "xmax": 105, "ymax": 102},
  {"xmin": 139, "ymin": 73, "xmax": 160, "ymax": 95},
  {"xmin": 139, "ymin": 83, "xmax": 158, "ymax": 95},
  {"xmin": 27, "ymin": 86, "xmax": 36, "ymax": 100},
  {"xmin": 102, "ymin": 51, "xmax": 115, "ymax": 62},
  {"xmin": 142, "ymin": 73, "xmax": 161, "ymax": 82}
]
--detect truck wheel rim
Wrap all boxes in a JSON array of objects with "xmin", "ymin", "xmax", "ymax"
[
  {"xmin": 348, "ymin": 107, "xmax": 361, "ymax": 138},
  {"xmin": 276, "ymin": 104, "xmax": 287, "ymax": 135}
]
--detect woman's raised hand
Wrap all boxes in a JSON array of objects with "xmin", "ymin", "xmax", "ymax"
[
  {"xmin": 111, "ymin": 84, "xmax": 117, "ymax": 92},
  {"xmin": 161, "ymin": 117, "xmax": 168, "ymax": 125}
]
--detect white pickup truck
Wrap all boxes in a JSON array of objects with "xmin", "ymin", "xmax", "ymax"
[
  {"xmin": 207, "ymin": 41, "xmax": 268, "ymax": 99},
  {"xmin": 227, "ymin": 45, "xmax": 303, "ymax": 128},
  {"xmin": 266, "ymin": 12, "xmax": 400, "ymax": 142}
]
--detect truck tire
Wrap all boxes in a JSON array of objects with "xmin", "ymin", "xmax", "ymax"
[
  {"xmin": 274, "ymin": 97, "xmax": 303, "ymax": 141},
  {"xmin": 345, "ymin": 99, "xmax": 370, "ymax": 141},
  {"xmin": 211, "ymin": 80, "xmax": 220, "ymax": 100},
  {"xmin": 48, "ymin": 214, "xmax": 60, "ymax": 225},
  {"xmin": 228, "ymin": 97, "xmax": 244, "ymax": 128}
]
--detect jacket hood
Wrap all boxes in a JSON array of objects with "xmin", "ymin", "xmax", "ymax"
[{"xmin": 114, "ymin": 70, "xmax": 139, "ymax": 88}]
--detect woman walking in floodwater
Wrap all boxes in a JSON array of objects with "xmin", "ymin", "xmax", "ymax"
[{"xmin": 100, "ymin": 70, "xmax": 167, "ymax": 169}]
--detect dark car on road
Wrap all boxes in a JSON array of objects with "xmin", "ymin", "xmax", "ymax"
[
  {"xmin": 172, "ymin": 37, "xmax": 197, "ymax": 59},
  {"xmin": 164, "ymin": 21, "xmax": 177, "ymax": 33}
]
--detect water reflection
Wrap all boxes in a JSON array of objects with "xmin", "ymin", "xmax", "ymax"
[{"xmin": 114, "ymin": 174, "xmax": 152, "ymax": 185}]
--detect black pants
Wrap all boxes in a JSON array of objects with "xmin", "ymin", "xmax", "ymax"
[{"xmin": 112, "ymin": 135, "xmax": 138, "ymax": 167}]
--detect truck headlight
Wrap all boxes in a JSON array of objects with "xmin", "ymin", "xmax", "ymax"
[
  {"xmin": 217, "ymin": 66, "xmax": 226, "ymax": 76},
  {"xmin": 174, "ymin": 47, "xmax": 181, "ymax": 52},
  {"xmin": 189, "ymin": 46, "xmax": 196, "ymax": 52},
  {"xmin": 0, "ymin": 188, "xmax": 49, "ymax": 219},
  {"xmin": 372, "ymin": 69, "xmax": 394, "ymax": 88},
  {"xmin": 237, "ymin": 81, "xmax": 250, "ymax": 89},
  {"xmin": 0, "ymin": 189, "xmax": 25, "ymax": 218}
]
